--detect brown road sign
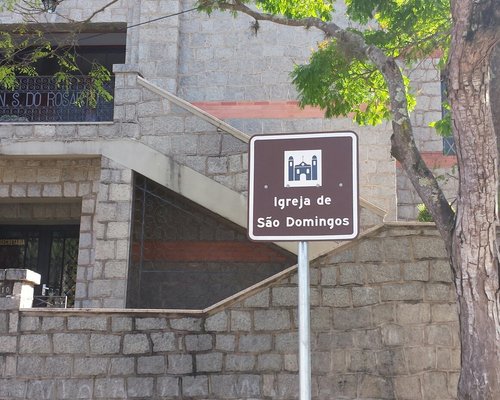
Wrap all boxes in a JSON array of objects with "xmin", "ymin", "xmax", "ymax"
[{"xmin": 248, "ymin": 132, "xmax": 358, "ymax": 241}]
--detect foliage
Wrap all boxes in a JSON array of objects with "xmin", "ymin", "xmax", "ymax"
[
  {"xmin": 0, "ymin": 0, "xmax": 54, "ymax": 13},
  {"xmin": 0, "ymin": 28, "xmax": 45, "ymax": 89},
  {"xmin": 346, "ymin": 0, "xmax": 451, "ymax": 61},
  {"xmin": 288, "ymin": 0, "xmax": 451, "ymax": 125},
  {"xmin": 417, "ymin": 200, "xmax": 458, "ymax": 223},
  {"xmin": 255, "ymin": 0, "xmax": 334, "ymax": 20},
  {"xmin": 416, "ymin": 203, "xmax": 434, "ymax": 222},
  {"xmin": 202, "ymin": 0, "xmax": 451, "ymax": 128},
  {"xmin": 291, "ymin": 39, "xmax": 416, "ymax": 125},
  {"xmin": 0, "ymin": 24, "xmax": 112, "ymax": 107},
  {"xmin": 429, "ymin": 107, "xmax": 452, "ymax": 136},
  {"xmin": 199, "ymin": 0, "xmax": 335, "ymax": 20},
  {"xmin": 75, "ymin": 63, "xmax": 113, "ymax": 108}
]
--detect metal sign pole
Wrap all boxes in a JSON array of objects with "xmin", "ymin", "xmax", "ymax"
[
  {"xmin": 298, "ymin": 241, "xmax": 311, "ymax": 400},
  {"xmin": 248, "ymin": 132, "xmax": 358, "ymax": 399}
]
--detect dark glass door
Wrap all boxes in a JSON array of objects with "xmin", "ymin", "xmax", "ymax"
[{"xmin": 0, "ymin": 225, "xmax": 79, "ymax": 306}]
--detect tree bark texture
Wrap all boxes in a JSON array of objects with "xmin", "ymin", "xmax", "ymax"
[
  {"xmin": 491, "ymin": 44, "xmax": 500, "ymax": 171},
  {"xmin": 448, "ymin": 1, "xmax": 500, "ymax": 398}
]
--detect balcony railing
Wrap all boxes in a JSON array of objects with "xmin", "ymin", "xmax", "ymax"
[{"xmin": 0, "ymin": 76, "xmax": 114, "ymax": 123}]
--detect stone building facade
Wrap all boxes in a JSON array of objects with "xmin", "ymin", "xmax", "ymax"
[{"xmin": 0, "ymin": 1, "xmax": 460, "ymax": 398}]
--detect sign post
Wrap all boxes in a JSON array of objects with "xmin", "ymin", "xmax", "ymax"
[
  {"xmin": 298, "ymin": 241, "xmax": 311, "ymax": 400},
  {"xmin": 248, "ymin": 131, "xmax": 358, "ymax": 400}
]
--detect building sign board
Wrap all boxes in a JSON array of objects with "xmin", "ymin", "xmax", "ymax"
[{"xmin": 248, "ymin": 132, "xmax": 358, "ymax": 241}]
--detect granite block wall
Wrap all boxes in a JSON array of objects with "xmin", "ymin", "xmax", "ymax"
[
  {"xmin": 397, "ymin": 164, "xmax": 458, "ymax": 221},
  {"xmin": 397, "ymin": 59, "xmax": 458, "ymax": 220},
  {"xmin": 407, "ymin": 59, "xmax": 444, "ymax": 154},
  {"xmin": 113, "ymin": 70, "xmax": 250, "ymax": 195},
  {"xmin": 115, "ymin": 69, "xmax": 396, "ymax": 215},
  {"xmin": 0, "ymin": 156, "xmax": 133, "ymax": 308},
  {"xmin": 0, "ymin": 224, "xmax": 459, "ymax": 399},
  {"xmin": 85, "ymin": 157, "xmax": 133, "ymax": 309}
]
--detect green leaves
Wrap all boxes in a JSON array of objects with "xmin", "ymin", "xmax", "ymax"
[
  {"xmin": 416, "ymin": 203, "xmax": 434, "ymax": 222},
  {"xmin": 0, "ymin": 28, "xmax": 113, "ymax": 108},
  {"xmin": 279, "ymin": 0, "xmax": 448, "ymax": 126},
  {"xmin": 346, "ymin": 0, "xmax": 451, "ymax": 61},
  {"xmin": 0, "ymin": 0, "xmax": 22, "ymax": 12},
  {"xmin": 201, "ymin": 1, "xmax": 448, "ymax": 128},
  {"xmin": 198, "ymin": 0, "xmax": 334, "ymax": 20},
  {"xmin": 75, "ymin": 63, "xmax": 113, "ymax": 108},
  {"xmin": 291, "ymin": 40, "xmax": 415, "ymax": 125},
  {"xmin": 429, "ymin": 105, "xmax": 452, "ymax": 137},
  {"xmin": 255, "ymin": 0, "xmax": 334, "ymax": 20},
  {"xmin": 0, "ymin": 29, "xmax": 42, "ymax": 90}
]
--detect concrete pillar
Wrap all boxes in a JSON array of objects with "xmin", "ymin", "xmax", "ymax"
[{"xmin": 0, "ymin": 269, "xmax": 40, "ymax": 309}]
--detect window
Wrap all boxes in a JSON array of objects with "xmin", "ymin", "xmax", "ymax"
[{"xmin": 0, "ymin": 225, "xmax": 79, "ymax": 306}]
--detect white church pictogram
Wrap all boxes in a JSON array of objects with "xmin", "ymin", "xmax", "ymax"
[{"xmin": 284, "ymin": 149, "xmax": 322, "ymax": 187}]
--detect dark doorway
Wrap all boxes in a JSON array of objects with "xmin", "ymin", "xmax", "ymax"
[{"xmin": 0, "ymin": 225, "xmax": 79, "ymax": 306}]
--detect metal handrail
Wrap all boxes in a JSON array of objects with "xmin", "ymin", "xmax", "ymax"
[{"xmin": 33, "ymin": 295, "xmax": 68, "ymax": 308}]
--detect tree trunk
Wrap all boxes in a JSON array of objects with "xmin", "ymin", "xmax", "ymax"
[
  {"xmin": 450, "ymin": 64, "xmax": 500, "ymax": 398},
  {"xmin": 491, "ymin": 44, "xmax": 500, "ymax": 171},
  {"xmin": 448, "ymin": 2, "xmax": 500, "ymax": 398}
]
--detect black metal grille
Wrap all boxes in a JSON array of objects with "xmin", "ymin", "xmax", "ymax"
[
  {"xmin": 0, "ymin": 225, "xmax": 79, "ymax": 308},
  {"xmin": 0, "ymin": 76, "xmax": 114, "ymax": 122},
  {"xmin": 127, "ymin": 174, "xmax": 296, "ymax": 309},
  {"xmin": 60, "ymin": 237, "xmax": 78, "ymax": 307}
]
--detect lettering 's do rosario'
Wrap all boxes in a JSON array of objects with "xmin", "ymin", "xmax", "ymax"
[{"xmin": 0, "ymin": 91, "xmax": 81, "ymax": 108}]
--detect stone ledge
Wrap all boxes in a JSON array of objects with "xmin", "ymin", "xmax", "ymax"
[
  {"xmin": 0, "ymin": 122, "xmax": 114, "ymax": 126},
  {"xmin": 0, "ymin": 269, "xmax": 41, "ymax": 285},
  {"xmin": 113, "ymin": 64, "xmax": 143, "ymax": 75}
]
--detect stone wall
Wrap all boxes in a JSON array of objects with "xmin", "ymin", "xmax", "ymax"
[
  {"xmin": 0, "ymin": 224, "xmax": 459, "ymax": 399},
  {"xmin": 115, "ymin": 69, "xmax": 397, "ymax": 215},
  {"xmin": 0, "ymin": 157, "xmax": 101, "ymax": 305},
  {"xmin": 397, "ymin": 164, "xmax": 458, "ymax": 221},
  {"xmin": 0, "ymin": 123, "xmax": 119, "ymax": 143},
  {"xmin": 0, "ymin": 71, "xmax": 249, "ymax": 196},
  {"xmin": 397, "ymin": 59, "xmax": 459, "ymax": 220},
  {"xmin": 113, "ymin": 69, "xmax": 250, "ymax": 195},
  {"xmin": 407, "ymin": 59, "xmax": 443, "ymax": 153},
  {"xmin": 178, "ymin": 1, "xmax": 322, "ymax": 102},
  {"xmin": 86, "ymin": 157, "xmax": 133, "ymax": 309},
  {"xmin": 126, "ymin": 0, "xmax": 181, "ymax": 91},
  {"xmin": 0, "ymin": 0, "xmax": 128, "ymax": 24},
  {"xmin": 0, "ymin": 68, "xmax": 390, "ymax": 305},
  {"xmin": 0, "ymin": 157, "xmax": 134, "ymax": 308}
]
